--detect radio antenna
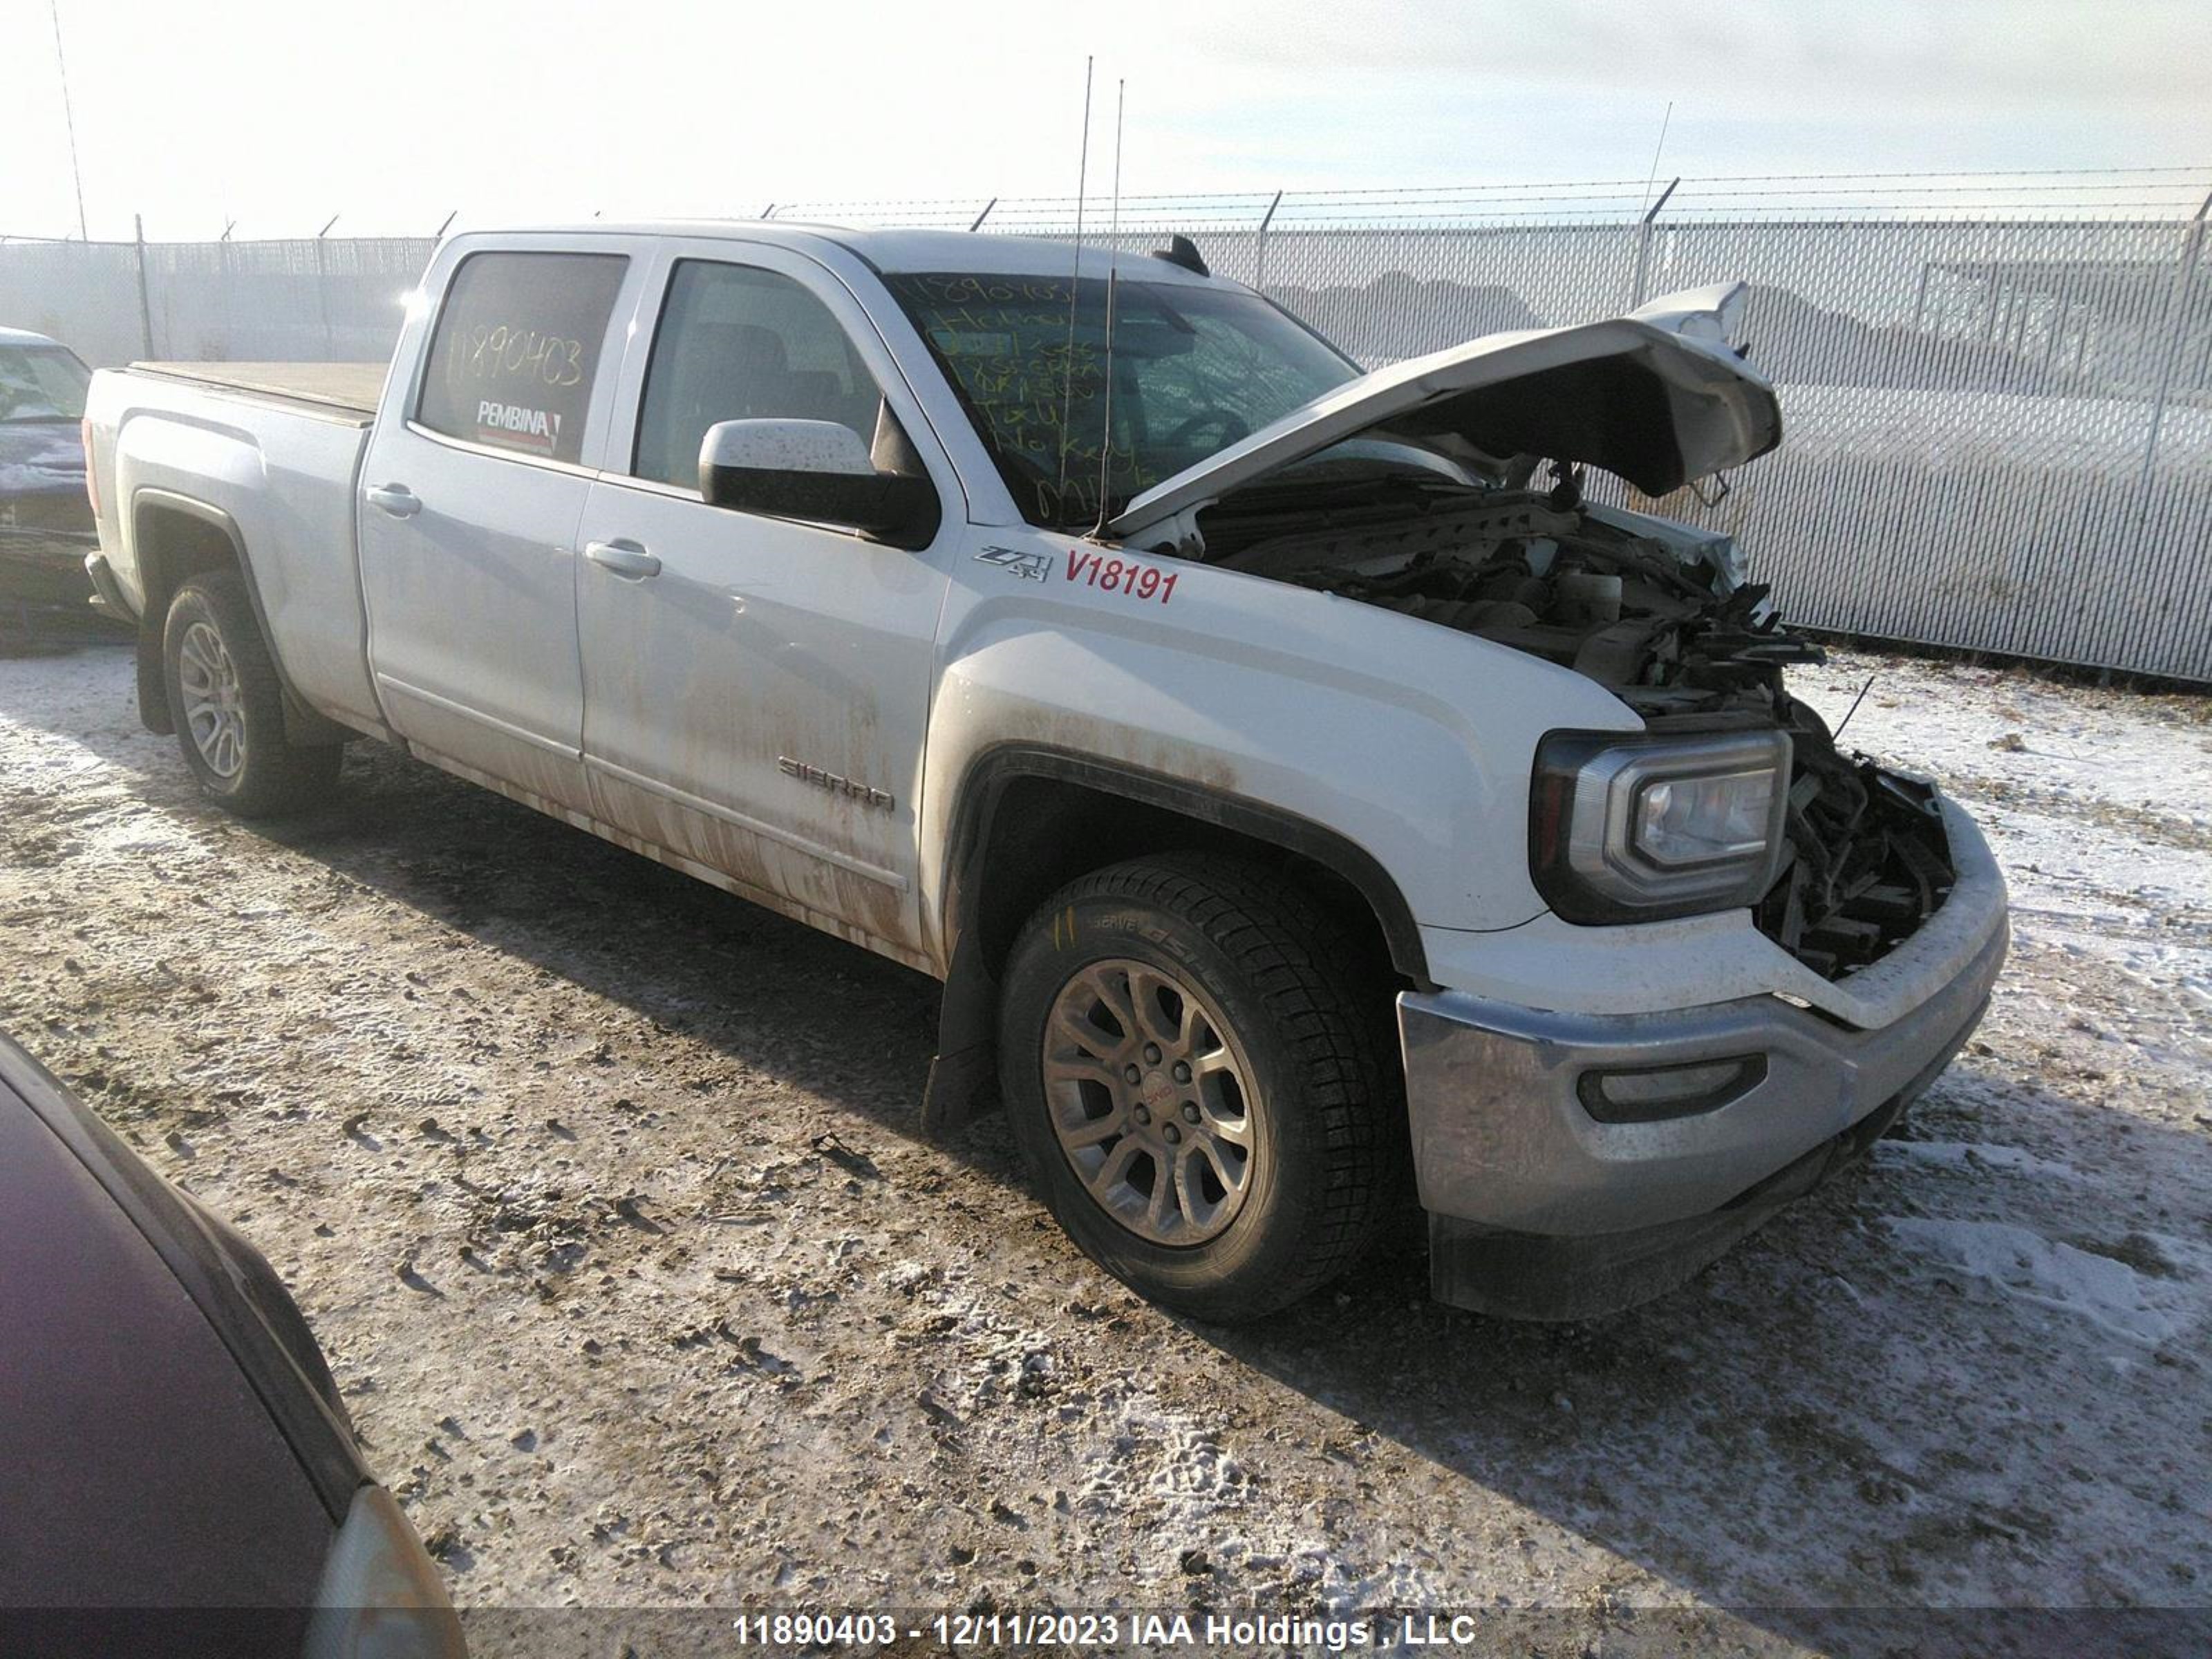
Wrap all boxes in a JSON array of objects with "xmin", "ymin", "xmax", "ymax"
[
  {"xmin": 1088, "ymin": 77, "xmax": 1125, "ymax": 541},
  {"xmin": 1053, "ymin": 57, "xmax": 1094, "ymax": 524},
  {"xmin": 1832, "ymin": 671, "xmax": 1877, "ymax": 742}
]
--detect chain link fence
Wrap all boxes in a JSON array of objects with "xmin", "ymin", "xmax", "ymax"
[
  {"xmin": 6, "ymin": 171, "xmax": 2209, "ymax": 679},
  {"xmin": 0, "ymin": 234, "xmax": 438, "ymax": 368}
]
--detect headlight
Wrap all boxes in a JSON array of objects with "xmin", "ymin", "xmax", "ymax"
[{"xmin": 1530, "ymin": 728, "xmax": 1790, "ymax": 923}]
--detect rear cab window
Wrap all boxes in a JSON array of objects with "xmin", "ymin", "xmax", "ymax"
[{"xmin": 416, "ymin": 251, "xmax": 628, "ymax": 465}]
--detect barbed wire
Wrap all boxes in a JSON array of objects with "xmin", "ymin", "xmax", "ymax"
[
  {"xmin": 774, "ymin": 164, "xmax": 2212, "ymax": 210},
  {"xmin": 776, "ymin": 168, "xmax": 2212, "ymax": 231},
  {"xmin": 3, "ymin": 166, "xmax": 2206, "ymax": 245}
]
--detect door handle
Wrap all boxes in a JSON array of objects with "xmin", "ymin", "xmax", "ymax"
[
  {"xmin": 584, "ymin": 540, "xmax": 662, "ymax": 580},
  {"xmin": 365, "ymin": 483, "xmax": 421, "ymax": 518}
]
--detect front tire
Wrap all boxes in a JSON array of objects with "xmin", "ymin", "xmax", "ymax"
[
  {"xmin": 997, "ymin": 852, "xmax": 1402, "ymax": 1322},
  {"xmin": 162, "ymin": 571, "xmax": 341, "ymax": 818}
]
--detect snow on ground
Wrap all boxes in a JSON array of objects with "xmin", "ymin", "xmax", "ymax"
[
  {"xmin": 1880, "ymin": 1215, "xmax": 2208, "ymax": 1350},
  {"xmin": 0, "ymin": 640, "xmax": 2207, "ymax": 1655},
  {"xmin": 1790, "ymin": 650, "xmax": 2212, "ymax": 1013}
]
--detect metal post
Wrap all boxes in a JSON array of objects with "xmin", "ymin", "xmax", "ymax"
[
  {"xmin": 49, "ymin": 0, "xmax": 91, "ymax": 240},
  {"xmin": 1253, "ymin": 189, "xmax": 1283, "ymax": 294},
  {"xmin": 218, "ymin": 223, "xmax": 236, "ymax": 359},
  {"xmin": 1629, "ymin": 177, "xmax": 1678, "ymax": 306},
  {"xmin": 968, "ymin": 197, "xmax": 995, "ymax": 232},
  {"xmin": 132, "ymin": 213, "xmax": 156, "ymax": 359},
  {"xmin": 2135, "ymin": 187, "xmax": 2212, "ymax": 496},
  {"xmin": 315, "ymin": 214, "xmax": 337, "ymax": 359}
]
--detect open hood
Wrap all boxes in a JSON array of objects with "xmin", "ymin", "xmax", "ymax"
[{"xmin": 1109, "ymin": 283, "xmax": 1781, "ymax": 546}]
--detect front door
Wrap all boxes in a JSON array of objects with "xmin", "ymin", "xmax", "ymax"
[
  {"xmin": 357, "ymin": 242, "xmax": 639, "ymax": 805},
  {"xmin": 572, "ymin": 244, "xmax": 957, "ymax": 957}
]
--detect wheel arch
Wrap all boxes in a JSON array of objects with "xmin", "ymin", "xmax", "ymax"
[
  {"xmin": 921, "ymin": 743, "xmax": 1432, "ymax": 1134},
  {"xmin": 129, "ymin": 489, "xmax": 344, "ymax": 746}
]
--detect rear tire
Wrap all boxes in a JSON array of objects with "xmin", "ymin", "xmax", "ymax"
[
  {"xmin": 997, "ymin": 852, "xmax": 1403, "ymax": 1322},
  {"xmin": 161, "ymin": 571, "xmax": 341, "ymax": 818}
]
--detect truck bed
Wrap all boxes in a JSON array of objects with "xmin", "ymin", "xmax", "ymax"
[
  {"xmin": 128, "ymin": 362, "xmax": 385, "ymax": 422},
  {"xmin": 90, "ymin": 356, "xmax": 386, "ymax": 735}
]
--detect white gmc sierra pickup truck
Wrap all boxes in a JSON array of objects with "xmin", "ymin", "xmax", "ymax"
[{"xmin": 82, "ymin": 222, "xmax": 2008, "ymax": 1321}]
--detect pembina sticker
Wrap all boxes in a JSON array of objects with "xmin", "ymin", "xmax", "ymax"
[
  {"xmin": 475, "ymin": 400, "xmax": 561, "ymax": 449},
  {"xmin": 1065, "ymin": 548, "xmax": 1179, "ymax": 605}
]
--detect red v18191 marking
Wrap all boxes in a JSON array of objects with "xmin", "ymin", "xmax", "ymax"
[{"xmin": 1065, "ymin": 548, "xmax": 1179, "ymax": 605}]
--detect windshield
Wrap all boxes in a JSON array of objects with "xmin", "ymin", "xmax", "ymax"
[
  {"xmin": 0, "ymin": 345, "xmax": 91, "ymax": 423},
  {"xmin": 886, "ymin": 270, "xmax": 1358, "ymax": 529}
]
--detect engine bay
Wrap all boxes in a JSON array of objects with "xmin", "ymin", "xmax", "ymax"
[
  {"xmin": 1212, "ymin": 479, "xmax": 1820, "ymax": 710},
  {"xmin": 1208, "ymin": 478, "xmax": 1958, "ymax": 978}
]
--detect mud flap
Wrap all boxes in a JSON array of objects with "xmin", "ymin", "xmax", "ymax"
[
  {"xmin": 136, "ymin": 619, "xmax": 174, "ymax": 734},
  {"xmin": 920, "ymin": 1044, "xmax": 1000, "ymax": 1139},
  {"xmin": 920, "ymin": 932, "xmax": 1005, "ymax": 1141}
]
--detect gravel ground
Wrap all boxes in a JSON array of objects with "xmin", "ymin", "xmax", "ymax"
[{"xmin": 2, "ymin": 640, "xmax": 2208, "ymax": 1654}]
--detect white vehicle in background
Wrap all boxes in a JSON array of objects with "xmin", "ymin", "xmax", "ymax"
[{"xmin": 80, "ymin": 222, "xmax": 2007, "ymax": 1320}]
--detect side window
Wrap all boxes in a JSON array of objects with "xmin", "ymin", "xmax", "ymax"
[
  {"xmin": 416, "ymin": 251, "xmax": 627, "ymax": 465},
  {"xmin": 631, "ymin": 261, "xmax": 885, "ymax": 489}
]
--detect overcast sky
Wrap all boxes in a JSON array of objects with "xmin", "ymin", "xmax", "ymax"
[{"xmin": 4, "ymin": 0, "xmax": 2207, "ymax": 241}]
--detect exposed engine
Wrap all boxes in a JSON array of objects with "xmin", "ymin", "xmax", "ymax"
[
  {"xmin": 1214, "ymin": 484, "xmax": 1819, "ymax": 706},
  {"xmin": 1212, "ymin": 480, "xmax": 1956, "ymax": 978}
]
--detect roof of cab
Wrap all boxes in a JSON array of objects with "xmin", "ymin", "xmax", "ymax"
[
  {"xmin": 0, "ymin": 325, "xmax": 68, "ymax": 348},
  {"xmin": 462, "ymin": 221, "xmax": 1237, "ymax": 287}
]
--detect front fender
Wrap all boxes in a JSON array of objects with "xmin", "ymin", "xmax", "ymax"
[{"xmin": 919, "ymin": 532, "xmax": 1640, "ymax": 954}]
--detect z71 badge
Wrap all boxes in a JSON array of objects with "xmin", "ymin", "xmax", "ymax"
[{"xmin": 974, "ymin": 544, "xmax": 1051, "ymax": 581}]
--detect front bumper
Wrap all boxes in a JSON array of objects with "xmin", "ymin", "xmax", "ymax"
[{"xmin": 1399, "ymin": 794, "xmax": 2009, "ymax": 1316}]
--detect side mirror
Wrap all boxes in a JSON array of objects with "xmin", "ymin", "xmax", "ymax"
[{"xmin": 697, "ymin": 419, "xmax": 937, "ymax": 546}]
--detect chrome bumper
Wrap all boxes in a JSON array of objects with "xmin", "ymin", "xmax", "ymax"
[{"xmin": 1398, "ymin": 803, "xmax": 2010, "ymax": 1244}]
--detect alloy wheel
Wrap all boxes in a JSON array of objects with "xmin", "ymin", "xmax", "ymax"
[
  {"xmin": 1040, "ymin": 958, "xmax": 1261, "ymax": 1246},
  {"xmin": 178, "ymin": 620, "xmax": 247, "ymax": 780}
]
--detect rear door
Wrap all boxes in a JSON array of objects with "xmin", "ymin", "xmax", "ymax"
[
  {"xmin": 358, "ymin": 238, "xmax": 646, "ymax": 805},
  {"xmin": 570, "ymin": 239, "xmax": 962, "ymax": 959}
]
